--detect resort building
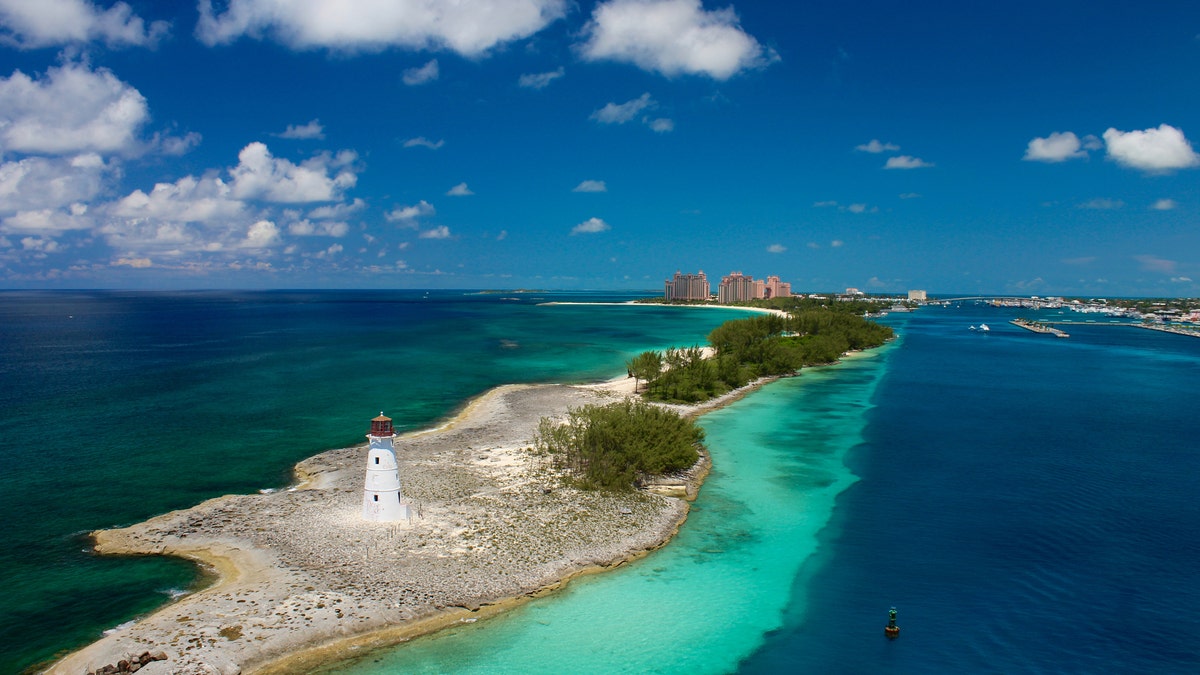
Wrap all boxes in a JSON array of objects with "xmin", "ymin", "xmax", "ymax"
[
  {"xmin": 717, "ymin": 271, "xmax": 757, "ymax": 304},
  {"xmin": 716, "ymin": 272, "xmax": 793, "ymax": 303},
  {"xmin": 908, "ymin": 289, "xmax": 928, "ymax": 301},
  {"xmin": 664, "ymin": 270, "xmax": 711, "ymax": 301},
  {"xmin": 763, "ymin": 275, "xmax": 792, "ymax": 299}
]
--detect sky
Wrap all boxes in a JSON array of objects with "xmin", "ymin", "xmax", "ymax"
[{"xmin": 0, "ymin": 0, "xmax": 1198, "ymax": 295}]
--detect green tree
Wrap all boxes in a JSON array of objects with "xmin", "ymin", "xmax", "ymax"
[
  {"xmin": 534, "ymin": 400, "xmax": 704, "ymax": 491},
  {"xmin": 625, "ymin": 350, "xmax": 663, "ymax": 393}
]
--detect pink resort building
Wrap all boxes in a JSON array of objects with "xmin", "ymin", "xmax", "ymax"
[
  {"xmin": 664, "ymin": 270, "xmax": 711, "ymax": 301},
  {"xmin": 716, "ymin": 272, "xmax": 792, "ymax": 303}
]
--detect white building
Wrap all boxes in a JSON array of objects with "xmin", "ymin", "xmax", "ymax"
[{"xmin": 362, "ymin": 413, "xmax": 412, "ymax": 522}]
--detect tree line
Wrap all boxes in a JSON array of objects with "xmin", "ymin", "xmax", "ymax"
[
  {"xmin": 628, "ymin": 308, "xmax": 893, "ymax": 404},
  {"xmin": 533, "ymin": 305, "xmax": 892, "ymax": 492}
]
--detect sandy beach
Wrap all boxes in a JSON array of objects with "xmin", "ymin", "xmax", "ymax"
[
  {"xmin": 542, "ymin": 300, "xmax": 791, "ymax": 320},
  {"xmin": 49, "ymin": 378, "xmax": 728, "ymax": 675}
]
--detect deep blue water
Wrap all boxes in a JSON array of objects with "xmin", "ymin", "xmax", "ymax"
[{"xmin": 742, "ymin": 307, "xmax": 1200, "ymax": 673}]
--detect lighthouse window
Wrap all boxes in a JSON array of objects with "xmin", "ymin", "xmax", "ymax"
[
  {"xmin": 374, "ymin": 457, "xmax": 380, "ymax": 464},
  {"xmin": 373, "ymin": 495, "xmax": 378, "ymax": 502}
]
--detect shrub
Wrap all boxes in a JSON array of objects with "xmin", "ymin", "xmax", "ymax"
[{"xmin": 534, "ymin": 400, "xmax": 704, "ymax": 491}]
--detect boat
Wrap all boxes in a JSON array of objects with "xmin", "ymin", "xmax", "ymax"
[{"xmin": 979, "ymin": 323, "xmax": 990, "ymax": 331}]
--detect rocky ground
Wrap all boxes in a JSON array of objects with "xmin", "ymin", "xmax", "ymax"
[{"xmin": 49, "ymin": 382, "xmax": 699, "ymax": 675}]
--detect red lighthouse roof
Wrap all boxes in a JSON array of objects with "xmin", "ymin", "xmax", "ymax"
[{"xmin": 369, "ymin": 412, "xmax": 394, "ymax": 437}]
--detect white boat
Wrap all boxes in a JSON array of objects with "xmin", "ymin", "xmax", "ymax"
[{"xmin": 979, "ymin": 323, "xmax": 990, "ymax": 331}]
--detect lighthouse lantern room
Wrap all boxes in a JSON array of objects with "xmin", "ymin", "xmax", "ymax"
[{"xmin": 362, "ymin": 413, "xmax": 412, "ymax": 522}]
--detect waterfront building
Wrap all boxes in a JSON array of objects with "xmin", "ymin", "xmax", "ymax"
[
  {"xmin": 908, "ymin": 290, "xmax": 927, "ymax": 301},
  {"xmin": 714, "ymin": 272, "xmax": 793, "ymax": 303},
  {"xmin": 363, "ymin": 413, "xmax": 413, "ymax": 522},
  {"xmin": 718, "ymin": 271, "xmax": 758, "ymax": 304},
  {"xmin": 665, "ymin": 270, "xmax": 710, "ymax": 301},
  {"xmin": 763, "ymin": 275, "xmax": 792, "ymax": 299}
]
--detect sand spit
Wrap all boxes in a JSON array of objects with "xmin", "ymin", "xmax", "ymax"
[{"xmin": 49, "ymin": 383, "xmax": 702, "ymax": 675}]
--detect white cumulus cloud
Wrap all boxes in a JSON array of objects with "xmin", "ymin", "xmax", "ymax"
[
  {"xmin": 0, "ymin": 154, "xmax": 108, "ymax": 218},
  {"xmin": 1103, "ymin": 124, "xmax": 1200, "ymax": 172},
  {"xmin": 109, "ymin": 174, "xmax": 245, "ymax": 225},
  {"xmin": 403, "ymin": 59, "xmax": 439, "ymax": 86},
  {"xmin": 590, "ymin": 93, "xmax": 654, "ymax": 124},
  {"xmin": 1151, "ymin": 198, "xmax": 1177, "ymax": 211},
  {"xmin": 196, "ymin": 0, "xmax": 568, "ymax": 56},
  {"xmin": 767, "ymin": 243, "xmax": 785, "ymax": 253},
  {"xmin": 101, "ymin": 143, "xmax": 364, "ymax": 260},
  {"xmin": 0, "ymin": 63, "xmax": 149, "ymax": 156},
  {"xmin": 518, "ymin": 67, "xmax": 564, "ymax": 89},
  {"xmin": 403, "ymin": 137, "xmax": 444, "ymax": 150},
  {"xmin": 276, "ymin": 119, "xmax": 325, "ymax": 140},
  {"xmin": 648, "ymin": 117, "xmax": 674, "ymax": 133},
  {"xmin": 571, "ymin": 217, "xmax": 610, "ymax": 234},
  {"xmin": 884, "ymin": 155, "xmax": 933, "ymax": 169},
  {"xmin": 0, "ymin": 0, "xmax": 168, "ymax": 49},
  {"xmin": 420, "ymin": 225, "xmax": 451, "ymax": 239},
  {"xmin": 242, "ymin": 219, "xmax": 281, "ymax": 249},
  {"xmin": 229, "ymin": 142, "xmax": 358, "ymax": 203},
  {"xmin": 385, "ymin": 200, "xmax": 435, "ymax": 225},
  {"xmin": 579, "ymin": 0, "xmax": 774, "ymax": 80},
  {"xmin": 1023, "ymin": 131, "xmax": 1091, "ymax": 162},
  {"xmin": 573, "ymin": 180, "xmax": 607, "ymax": 193},
  {"xmin": 308, "ymin": 198, "xmax": 365, "ymax": 220},
  {"xmin": 446, "ymin": 182, "xmax": 473, "ymax": 196},
  {"xmin": 856, "ymin": 139, "xmax": 899, "ymax": 153}
]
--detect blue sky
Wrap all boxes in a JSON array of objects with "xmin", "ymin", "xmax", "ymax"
[{"xmin": 0, "ymin": 0, "xmax": 1198, "ymax": 295}]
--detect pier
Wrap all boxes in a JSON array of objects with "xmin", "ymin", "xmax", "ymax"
[
  {"xmin": 1011, "ymin": 318, "xmax": 1069, "ymax": 338},
  {"xmin": 1132, "ymin": 323, "xmax": 1200, "ymax": 339}
]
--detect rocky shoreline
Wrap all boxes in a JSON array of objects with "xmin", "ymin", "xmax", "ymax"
[{"xmin": 48, "ymin": 379, "xmax": 733, "ymax": 675}]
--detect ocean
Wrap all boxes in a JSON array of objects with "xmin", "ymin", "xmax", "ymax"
[{"xmin": 2, "ymin": 293, "xmax": 1198, "ymax": 673}]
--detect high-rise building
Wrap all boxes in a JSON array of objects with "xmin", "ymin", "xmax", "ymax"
[
  {"xmin": 763, "ymin": 275, "xmax": 791, "ymax": 299},
  {"xmin": 908, "ymin": 289, "xmax": 927, "ymax": 301},
  {"xmin": 664, "ymin": 270, "xmax": 710, "ymax": 301},
  {"xmin": 717, "ymin": 271, "xmax": 757, "ymax": 303}
]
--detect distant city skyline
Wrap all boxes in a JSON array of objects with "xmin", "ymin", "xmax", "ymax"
[{"xmin": 0, "ymin": 1, "xmax": 1198, "ymax": 295}]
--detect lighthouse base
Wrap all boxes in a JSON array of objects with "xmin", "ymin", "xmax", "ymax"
[{"xmin": 362, "ymin": 493, "xmax": 413, "ymax": 522}]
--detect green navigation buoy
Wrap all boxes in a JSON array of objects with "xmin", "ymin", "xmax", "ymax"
[{"xmin": 885, "ymin": 607, "xmax": 900, "ymax": 639}]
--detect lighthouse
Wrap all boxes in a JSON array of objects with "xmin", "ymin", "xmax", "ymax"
[{"xmin": 362, "ymin": 413, "xmax": 412, "ymax": 522}]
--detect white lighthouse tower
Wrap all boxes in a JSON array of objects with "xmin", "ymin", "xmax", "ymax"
[{"xmin": 362, "ymin": 413, "xmax": 412, "ymax": 522}]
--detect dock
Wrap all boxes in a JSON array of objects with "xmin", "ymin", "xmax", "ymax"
[
  {"xmin": 1011, "ymin": 318, "xmax": 1069, "ymax": 338},
  {"xmin": 1132, "ymin": 323, "xmax": 1200, "ymax": 339}
]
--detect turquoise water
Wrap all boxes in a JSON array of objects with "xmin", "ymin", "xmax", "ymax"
[{"xmin": 322, "ymin": 350, "xmax": 891, "ymax": 674}]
